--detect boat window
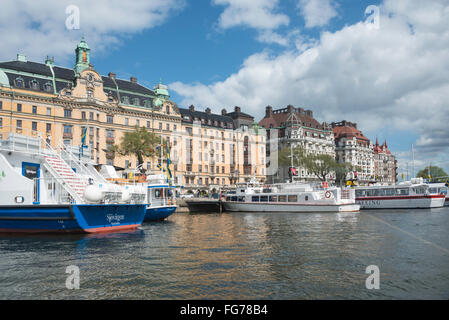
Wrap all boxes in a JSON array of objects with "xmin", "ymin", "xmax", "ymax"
[
  {"xmin": 397, "ymin": 189, "xmax": 409, "ymax": 195},
  {"xmin": 385, "ymin": 189, "xmax": 395, "ymax": 196},
  {"xmin": 374, "ymin": 189, "xmax": 385, "ymax": 196},
  {"xmin": 355, "ymin": 190, "xmax": 363, "ymax": 197},
  {"xmin": 305, "ymin": 196, "xmax": 309, "ymax": 201},
  {"xmin": 278, "ymin": 195, "xmax": 287, "ymax": 202},
  {"xmin": 269, "ymin": 196, "xmax": 278, "ymax": 202},
  {"xmin": 231, "ymin": 196, "xmax": 238, "ymax": 202},
  {"xmin": 288, "ymin": 195, "xmax": 298, "ymax": 202},
  {"xmin": 263, "ymin": 189, "xmax": 272, "ymax": 193},
  {"xmin": 226, "ymin": 196, "xmax": 231, "ymax": 201},
  {"xmin": 260, "ymin": 196, "xmax": 268, "ymax": 202},
  {"xmin": 238, "ymin": 196, "xmax": 245, "ymax": 202},
  {"xmin": 429, "ymin": 188, "xmax": 437, "ymax": 194},
  {"xmin": 251, "ymin": 196, "xmax": 260, "ymax": 202},
  {"xmin": 367, "ymin": 190, "xmax": 376, "ymax": 197}
]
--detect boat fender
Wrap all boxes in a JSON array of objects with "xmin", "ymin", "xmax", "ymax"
[{"xmin": 325, "ymin": 191, "xmax": 332, "ymax": 199}]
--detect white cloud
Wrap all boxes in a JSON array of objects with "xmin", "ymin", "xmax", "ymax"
[
  {"xmin": 0, "ymin": 0, "xmax": 185, "ymax": 64},
  {"xmin": 212, "ymin": 0, "xmax": 289, "ymax": 30},
  {"xmin": 170, "ymin": 0, "xmax": 449, "ymax": 167},
  {"xmin": 297, "ymin": 0, "xmax": 338, "ymax": 28}
]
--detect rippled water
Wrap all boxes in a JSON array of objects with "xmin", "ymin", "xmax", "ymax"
[{"xmin": 0, "ymin": 207, "xmax": 448, "ymax": 300}]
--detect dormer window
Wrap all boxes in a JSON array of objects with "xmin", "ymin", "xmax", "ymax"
[
  {"xmin": 122, "ymin": 96, "xmax": 129, "ymax": 104},
  {"xmin": 43, "ymin": 82, "xmax": 53, "ymax": 92},
  {"xmin": 15, "ymin": 77, "xmax": 24, "ymax": 88},
  {"xmin": 133, "ymin": 98, "xmax": 140, "ymax": 106},
  {"xmin": 30, "ymin": 79, "xmax": 39, "ymax": 90}
]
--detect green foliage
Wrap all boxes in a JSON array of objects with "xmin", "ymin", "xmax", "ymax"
[
  {"xmin": 416, "ymin": 166, "xmax": 448, "ymax": 182},
  {"xmin": 278, "ymin": 145, "xmax": 356, "ymax": 184},
  {"xmin": 112, "ymin": 126, "xmax": 162, "ymax": 172}
]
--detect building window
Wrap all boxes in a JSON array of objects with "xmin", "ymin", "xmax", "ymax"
[
  {"xmin": 159, "ymin": 123, "xmax": 162, "ymax": 130},
  {"xmin": 46, "ymin": 123, "xmax": 51, "ymax": 133},
  {"xmin": 87, "ymin": 90, "xmax": 93, "ymax": 98},
  {"xmin": 32, "ymin": 122, "xmax": 37, "ymax": 131},
  {"xmin": 89, "ymin": 112, "xmax": 94, "ymax": 120},
  {"xmin": 47, "ymin": 107, "xmax": 51, "ymax": 116},
  {"xmin": 0, "ymin": 118, "xmax": 2, "ymax": 128},
  {"xmin": 147, "ymin": 121, "xmax": 150, "ymax": 129},
  {"xmin": 133, "ymin": 98, "xmax": 140, "ymax": 106},
  {"xmin": 0, "ymin": 101, "xmax": 2, "ymax": 110},
  {"xmin": 15, "ymin": 78, "xmax": 24, "ymax": 88},
  {"xmin": 30, "ymin": 80, "xmax": 39, "ymax": 90},
  {"xmin": 63, "ymin": 125, "xmax": 72, "ymax": 134},
  {"xmin": 17, "ymin": 120, "xmax": 22, "ymax": 128},
  {"xmin": 125, "ymin": 118, "xmax": 129, "ymax": 126},
  {"xmin": 32, "ymin": 106, "xmax": 37, "ymax": 114},
  {"xmin": 17, "ymin": 104, "xmax": 22, "ymax": 112},
  {"xmin": 174, "ymin": 124, "xmax": 177, "ymax": 131},
  {"xmin": 107, "ymin": 115, "xmax": 113, "ymax": 124},
  {"xmin": 81, "ymin": 111, "xmax": 86, "ymax": 120},
  {"xmin": 43, "ymin": 82, "xmax": 53, "ymax": 92},
  {"xmin": 136, "ymin": 119, "xmax": 140, "ymax": 127},
  {"xmin": 64, "ymin": 109, "xmax": 72, "ymax": 118},
  {"xmin": 166, "ymin": 124, "xmax": 169, "ymax": 131}
]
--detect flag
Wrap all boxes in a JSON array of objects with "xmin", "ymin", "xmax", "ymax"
[
  {"xmin": 81, "ymin": 127, "xmax": 87, "ymax": 146},
  {"xmin": 166, "ymin": 144, "xmax": 173, "ymax": 180},
  {"xmin": 445, "ymin": 180, "xmax": 449, "ymax": 187}
]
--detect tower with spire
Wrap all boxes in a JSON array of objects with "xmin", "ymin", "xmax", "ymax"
[{"xmin": 74, "ymin": 37, "xmax": 91, "ymax": 75}]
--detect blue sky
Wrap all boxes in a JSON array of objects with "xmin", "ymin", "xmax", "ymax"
[{"xmin": 0, "ymin": 0, "xmax": 448, "ymax": 176}]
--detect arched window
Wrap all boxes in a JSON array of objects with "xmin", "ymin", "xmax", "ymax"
[
  {"xmin": 30, "ymin": 79, "xmax": 39, "ymax": 90},
  {"xmin": 15, "ymin": 77, "xmax": 24, "ymax": 88},
  {"xmin": 43, "ymin": 82, "xmax": 53, "ymax": 92}
]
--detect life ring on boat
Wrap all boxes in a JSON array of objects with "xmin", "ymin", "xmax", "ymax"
[{"xmin": 325, "ymin": 191, "xmax": 332, "ymax": 199}]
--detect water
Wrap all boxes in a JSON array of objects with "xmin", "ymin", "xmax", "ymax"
[{"xmin": 1, "ymin": 207, "xmax": 448, "ymax": 300}]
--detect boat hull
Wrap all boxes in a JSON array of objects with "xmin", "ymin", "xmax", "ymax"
[
  {"xmin": 356, "ymin": 195, "xmax": 445, "ymax": 209},
  {"xmin": 0, "ymin": 204, "xmax": 146, "ymax": 234},
  {"xmin": 144, "ymin": 205, "xmax": 177, "ymax": 222},
  {"xmin": 223, "ymin": 202, "xmax": 360, "ymax": 213}
]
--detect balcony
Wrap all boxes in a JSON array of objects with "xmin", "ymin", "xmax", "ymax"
[
  {"xmin": 106, "ymin": 136, "xmax": 115, "ymax": 144},
  {"xmin": 63, "ymin": 132, "xmax": 73, "ymax": 139}
]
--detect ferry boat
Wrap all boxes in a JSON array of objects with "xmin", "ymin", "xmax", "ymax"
[
  {"xmin": 223, "ymin": 181, "xmax": 360, "ymax": 213},
  {"xmin": 98, "ymin": 166, "xmax": 177, "ymax": 222},
  {"xmin": 0, "ymin": 131, "xmax": 147, "ymax": 234},
  {"xmin": 354, "ymin": 178, "xmax": 446, "ymax": 209}
]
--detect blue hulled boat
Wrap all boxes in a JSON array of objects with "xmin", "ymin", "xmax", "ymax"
[{"xmin": 0, "ymin": 131, "xmax": 147, "ymax": 234}]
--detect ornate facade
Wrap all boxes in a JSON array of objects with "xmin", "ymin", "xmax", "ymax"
[
  {"xmin": 0, "ymin": 39, "xmax": 266, "ymax": 191},
  {"xmin": 259, "ymin": 105, "xmax": 335, "ymax": 183}
]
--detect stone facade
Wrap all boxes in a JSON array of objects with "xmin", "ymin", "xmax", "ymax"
[
  {"xmin": 259, "ymin": 105, "xmax": 335, "ymax": 183},
  {"xmin": 0, "ymin": 39, "xmax": 266, "ymax": 191}
]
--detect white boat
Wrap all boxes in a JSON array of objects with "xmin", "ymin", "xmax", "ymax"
[
  {"xmin": 355, "ymin": 178, "xmax": 446, "ymax": 209},
  {"xmin": 0, "ymin": 131, "xmax": 147, "ymax": 234},
  {"xmin": 223, "ymin": 181, "xmax": 360, "ymax": 213}
]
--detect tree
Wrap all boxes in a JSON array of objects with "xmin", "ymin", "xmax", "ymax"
[
  {"xmin": 416, "ymin": 166, "xmax": 448, "ymax": 182},
  {"xmin": 278, "ymin": 145, "xmax": 354, "ymax": 183},
  {"xmin": 112, "ymin": 126, "xmax": 162, "ymax": 173}
]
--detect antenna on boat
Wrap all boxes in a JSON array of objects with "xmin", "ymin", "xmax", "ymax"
[{"xmin": 411, "ymin": 144, "xmax": 415, "ymax": 178}]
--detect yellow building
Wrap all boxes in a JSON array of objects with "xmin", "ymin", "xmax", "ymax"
[{"xmin": 0, "ymin": 39, "xmax": 266, "ymax": 191}]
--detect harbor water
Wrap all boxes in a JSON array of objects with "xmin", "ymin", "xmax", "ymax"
[{"xmin": 0, "ymin": 207, "xmax": 448, "ymax": 300}]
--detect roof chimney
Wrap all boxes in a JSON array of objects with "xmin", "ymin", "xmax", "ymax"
[
  {"xmin": 189, "ymin": 105, "xmax": 195, "ymax": 112},
  {"xmin": 221, "ymin": 108, "xmax": 227, "ymax": 116},
  {"xmin": 130, "ymin": 76, "xmax": 137, "ymax": 84},
  {"xmin": 108, "ymin": 72, "xmax": 116, "ymax": 79},
  {"xmin": 205, "ymin": 107, "xmax": 211, "ymax": 114},
  {"xmin": 234, "ymin": 106, "xmax": 241, "ymax": 113}
]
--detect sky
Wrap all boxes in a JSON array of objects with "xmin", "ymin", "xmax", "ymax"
[{"xmin": 1, "ymin": 0, "xmax": 448, "ymax": 177}]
